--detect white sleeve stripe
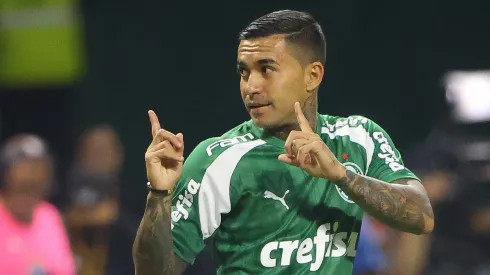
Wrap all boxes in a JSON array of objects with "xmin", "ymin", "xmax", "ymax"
[
  {"xmin": 348, "ymin": 125, "xmax": 375, "ymax": 174},
  {"xmin": 198, "ymin": 139, "xmax": 265, "ymax": 240},
  {"xmin": 321, "ymin": 125, "xmax": 375, "ymax": 174}
]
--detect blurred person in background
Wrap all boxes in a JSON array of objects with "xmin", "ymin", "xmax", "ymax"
[
  {"xmin": 0, "ymin": 134, "xmax": 75, "ymax": 275},
  {"xmin": 382, "ymin": 72, "xmax": 490, "ymax": 275},
  {"xmin": 391, "ymin": 129, "xmax": 490, "ymax": 275},
  {"xmin": 352, "ymin": 216, "xmax": 388, "ymax": 275},
  {"xmin": 64, "ymin": 125, "xmax": 123, "ymax": 275}
]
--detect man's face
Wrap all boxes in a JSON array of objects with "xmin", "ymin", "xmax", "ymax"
[
  {"xmin": 237, "ymin": 35, "xmax": 311, "ymax": 129},
  {"xmin": 1, "ymin": 158, "xmax": 51, "ymax": 223}
]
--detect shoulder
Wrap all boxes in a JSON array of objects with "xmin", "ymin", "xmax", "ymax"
[
  {"xmin": 36, "ymin": 201, "xmax": 61, "ymax": 217},
  {"xmin": 318, "ymin": 114, "xmax": 394, "ymax": 156},
  {"xmin": 319, "ymin": 114, "xmax": 386, "ymax": 137},
  {"xmin": 176, "ymin": 122, "xmax": 261, "ymax": 204},
  {"xmin": 35, "ymin": 202, "xmax": 65, "ymax": 227},
  {"xmin": 184, "ymin": 120, "xmax": 263, "ymax": 172}
]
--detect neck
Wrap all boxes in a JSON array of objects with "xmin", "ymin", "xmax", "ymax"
[
  {"xmin": 269, "ymin": 94, "xmax": 318, "ymax": 141},
  {"xmin": 0, "ymin": 195, "xmax": 33, "ymax": 224}
]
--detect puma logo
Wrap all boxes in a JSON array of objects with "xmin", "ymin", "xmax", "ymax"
[{"xmin": 264, "ymin": 190, "xmax": 290, "ymax": 210}]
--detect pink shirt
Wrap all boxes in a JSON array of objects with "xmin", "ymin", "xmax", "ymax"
[{"xmin": 0, "ymin": 202, "xmax": 76, "ymax": 275}]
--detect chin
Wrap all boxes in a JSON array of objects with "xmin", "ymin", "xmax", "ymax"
[
  {"xmin": 251, "ymin": 116, "xmax": 280, "ymax": 129},
  {"xmin": 250, "ymin": 117, "xmax": 267, "ymax": 128},
  {"xmin": 13, "ymin": 210, "xmax": 34, "ymax": 223}
]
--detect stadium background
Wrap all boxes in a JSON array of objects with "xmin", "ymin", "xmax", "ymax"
[{"xmin": 1, "ymin": 0, "xmax": 490, "ymax": 274}]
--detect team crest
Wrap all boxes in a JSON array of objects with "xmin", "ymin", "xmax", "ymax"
[{"xmin": 335, "ymin": 162, "xmax": 364, "ymax": 204}]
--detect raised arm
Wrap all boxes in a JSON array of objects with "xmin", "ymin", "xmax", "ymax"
[
  {"xmin": 279, "ymin": 103, "xmax": 434, "ymax": 235},
  {"xmin": 133, "ymin": 111, "xmax": 250, "ymax": 274},
  {"xmin": 133, "ymin": 110, "xmax": 188, "ymax": 275}
]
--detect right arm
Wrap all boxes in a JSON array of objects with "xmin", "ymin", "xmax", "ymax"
[
  {"xmin": 132, "ymin": 192, "xmax": 187, "ymax": 275},
  {"xmin": 133, "ymin": 110, "xmax": 188, "ymax": 275},
  {"xmin": 132, "ymin": 111, "xmax": 244, "ymax": 275}
]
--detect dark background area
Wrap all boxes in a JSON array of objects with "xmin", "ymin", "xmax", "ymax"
[{"xmin": 1, "ymin": 1, "xmax": 489, "ymax": 274}]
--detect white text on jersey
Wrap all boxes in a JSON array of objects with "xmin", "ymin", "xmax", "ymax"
[
  {"xmin": 206, "ymin": 133, "xmax": 255, "ymax": 156},
  {"xmin": 323, "ymin": 116, "xmax": 368, "ymax": 133},
  {"xmin": 373, "ymin": 132, "xmax": 405, "ymax": 172},
  {"xmin": 259, "ymin": 222, "xmax": 359, "ymax": 271},
  {"xmin": 171, "ymin": 179, "xmax": 201, "ymax": 230}
]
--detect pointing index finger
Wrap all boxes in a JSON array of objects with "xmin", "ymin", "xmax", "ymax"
[
  {"xmin": 294, "ymin": 102, "xmax": 314, "ymax": 133},
  {"xmin": 148, "ymin": 110, "xmax": 161, "ymax": 137}
]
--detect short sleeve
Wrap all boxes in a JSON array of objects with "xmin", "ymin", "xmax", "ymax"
[
  {"xmin": 171, "ymin": 137, "xmax": 263, "ymax": 264},
  {"xmin": 364, "ymin": 120, "xmax": 420, "ymax": 183}
]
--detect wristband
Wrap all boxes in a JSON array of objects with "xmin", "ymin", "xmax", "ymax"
[{"xmin": 147, "ymin": 182, "xmax": 171, "ymax": 195}]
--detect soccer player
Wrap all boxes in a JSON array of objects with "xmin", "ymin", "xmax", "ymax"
[{"xmin": 133, "ymin": 10, "xmax": 434, "ymax": 275}]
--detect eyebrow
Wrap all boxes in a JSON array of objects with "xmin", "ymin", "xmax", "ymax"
[
  {"xmin": 237, "ymin": 58, "xmax": 279, "ymax": 70},
  {"xmin": 257, "ymin": 58, "xmax": 278, "ymax": 66}
]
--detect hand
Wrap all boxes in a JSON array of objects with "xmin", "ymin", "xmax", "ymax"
[
  {"xmin": 144, "ymin": 110, "xmax": 184, "ymax": 190},
  {"xmin": 278, "ymin": 102, "xmax": 346, "ymax": 181}
]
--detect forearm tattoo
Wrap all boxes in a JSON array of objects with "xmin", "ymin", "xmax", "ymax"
[
  {"xmin": 337, "ymin": 170, "xmax": 434, "ymax": 234},
  {"xmin": 133, "ymin": 193, "xmax": 188, "ymax": 275}
]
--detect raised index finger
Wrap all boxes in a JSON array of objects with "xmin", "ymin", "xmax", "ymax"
[
  {"xmin": 148, "ymin": 110, "xmax": 161, "ymax": 137},
  {"xmin": 294, "ymin": 102, "xmax": 314, "ymax": 133}
]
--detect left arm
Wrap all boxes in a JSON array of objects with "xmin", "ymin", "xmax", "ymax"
[
  {"xmin": 336, "ymin": 172, "xmax": 434, "ymax": 235},
  {"xmin": 281, "ymin": 104, "xmax": 434, "ymax": 235}
]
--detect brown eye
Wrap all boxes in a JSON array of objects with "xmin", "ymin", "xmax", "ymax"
[
  {"xmin": 238, "ymin": 68, "xmax": 250, "ymax": 79},
  {"xmin": 262, "ymin": 66, "xmax": 274, "ymax": 74}
]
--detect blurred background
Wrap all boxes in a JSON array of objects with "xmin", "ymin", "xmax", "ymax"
[{"xmin": 1, "ymin": 1, "xmax": 490, "ymax": 274}]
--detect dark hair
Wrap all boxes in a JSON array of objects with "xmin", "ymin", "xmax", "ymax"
[{"xmin": 239, "ymin": 10, "xmax": 326, "ymax": 65}]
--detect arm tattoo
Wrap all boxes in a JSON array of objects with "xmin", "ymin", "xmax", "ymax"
[
  {"xmin": 133, "ymin": 192, "xmax": 188, "ymax": 275},
  {"xmin": 336, "ymin": 171, "xmax": 434, "ymax": 234}
]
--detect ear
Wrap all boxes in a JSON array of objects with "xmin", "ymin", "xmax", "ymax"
[{"xmin": 304, "ymin": 62, "xmax": 324, "ymax": 92}]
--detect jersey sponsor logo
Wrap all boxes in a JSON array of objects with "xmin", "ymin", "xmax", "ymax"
[
  {"xmin": 373, "ymin": 132, "xmax": 405, "ymax": 172},
  {"xmin": 336, "ymin": 162, "xmax": 363, "ymax": 204},
  {"xmin": 206, "ymin": 133, "xmax": 255, "ymax": 156},
  {"xmin": 259, "ymin": 222, "xmax": 359, "ymax": 271},
  {"xmin": 323, "ymin": 116, "xmax": 368, "ymax": 133},
  {"xmin": 170, "ymin": 179, "xmax": 201, "ymax": 230},
  {"xmin": 264, "ymin": 190, "xmax": 290, "ymax": 210}
]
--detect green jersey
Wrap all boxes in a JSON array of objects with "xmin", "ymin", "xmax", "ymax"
[{"xmin": 171, "ymin": 113, "xmax": 418, "ymax": 275}]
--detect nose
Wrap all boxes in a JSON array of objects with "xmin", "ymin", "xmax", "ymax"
[{"xmin": 245, "ymin": 71, "xmax": 265, "ymax": 96}]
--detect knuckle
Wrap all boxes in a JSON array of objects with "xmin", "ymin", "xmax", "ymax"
[{"xmin": 156, "ymin": 130, "xmax": 167, "ymax": 138}]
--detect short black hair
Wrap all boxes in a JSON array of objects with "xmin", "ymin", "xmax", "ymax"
[{"xmin": 239, "ymin": 10, "xmax": 326, "ymax": 65}]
